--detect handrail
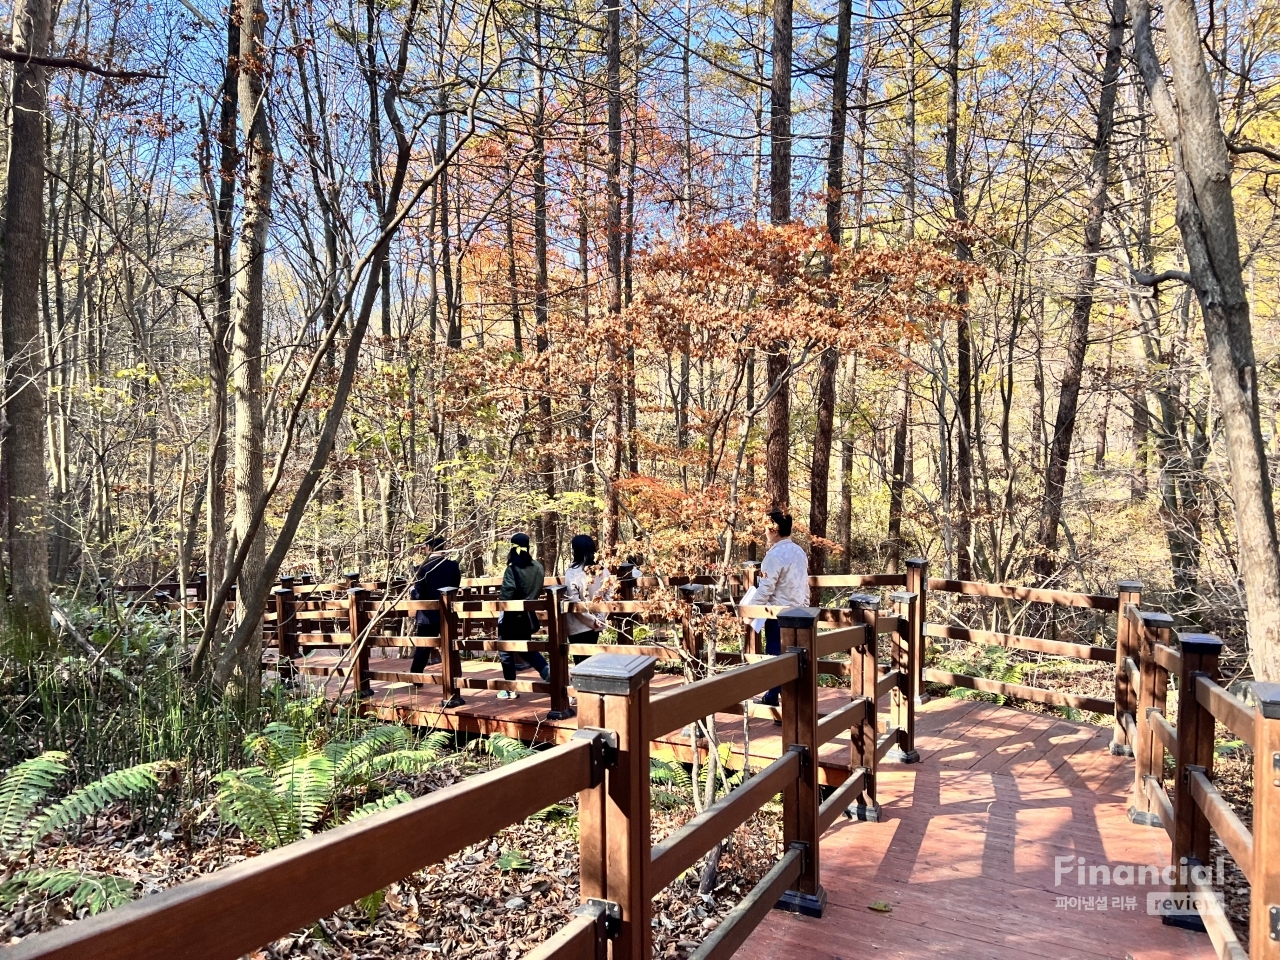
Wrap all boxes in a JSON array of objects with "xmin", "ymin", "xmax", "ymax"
[
  {"xmin": 925, "ymin": 577, "xmax": 1119, "ymax": 610},
  {"xmin": 1153, "ymin": 643, "xmax": 1181, "ymax": 673},
  {"xmin": 1194, "ymin": 674, "xmax": 1256, "ymax": 749},
  {"xmin": 816, "ymin": 697, "xmax": 870, "ymax": 746},
  {"xmin": 7, "ymin": 736, "xmax": 603, "ymax": 960},
  {"xmin": 923, "ymin": 667, "xmax": 1113, "ymax": 714},
  {"xmin": 688, "ymin": 846, "xmax": 803, "ymax": 960},
  {"xmin": 522, "ymin": 902, "xmax": 610, "ymax": 960},
  {"xmin": 647, "ymin": 654, "xmax": 800, "ymax": 740},
  {"xmin": 1188, "ymin": 768, "xmax": 1253, "ymax": 880},
  {"xmin": 922, "ymin": 624, "xmax": 1117, "ymax": 662},
  {"xmin": 814, "ymin": 624, "xmax": 868, "ymax": 659}
]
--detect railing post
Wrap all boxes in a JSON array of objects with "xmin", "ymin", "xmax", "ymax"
[
  {"xmin": 1167, "ymin": 632, "xmax": 1220, "ymax": 927},
  {"xmin": 274, "ymin": 579, "xmax": 299, "ymax": 684},
  {"xmin": 886, "ymin": 590, "xmax": 920, "ymax": 762},
  {"xmin": 1112, "ymin": 580, "xmax": 1143, "ymax": 755},
  {"xmin": 545, "ymin": 585, "xmax": 573, "ymax": 720},
  {"xmin": 1251, "ymin": 682, "xmax": 1280, "ymax": 959},
  {"xmin": 571, "ymin": 654, "xmax": 656, "ymax": 960},
  {"xmin": 904, "ymin": 558, "xmax": 929, "ymax": 704},
  {"xmin": 1129, "ymin": 609, "xmax": 1173, "ymax": 826},
  {"xmin": 849, "ymin": 594, "xmax": 880, "ymax": 821},
  {"xmin": 437, "ymin": 586, "xmax": 464, "ymax": 708},
  {"xmin": 349, "ymin": 586, "xmax": 372, "ymax": 697},
  {"xmin": 776, "ymin": 607, "xmax": 825, "ymax": 917}
]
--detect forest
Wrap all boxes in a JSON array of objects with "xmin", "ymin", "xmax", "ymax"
[{"xmin": 0, "ymin": 0, "xmax": 1279, "ymax": 949}]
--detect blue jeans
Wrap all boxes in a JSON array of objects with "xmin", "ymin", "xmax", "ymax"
[
  {"xmin": 761, "ymin": 619, "xmax": 782, "ymax": 705},
  {"xmin": 499, "ymin": 650, "xmax": 549, "ymax": 682}
]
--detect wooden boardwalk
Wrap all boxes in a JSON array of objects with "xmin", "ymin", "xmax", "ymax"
[
  {"xmin": 313, "ymin": 656, "xmax": 1220, "ymax": 958},
  {"xmin": 739, "ymin": 697, "xmax": 1217, "ymax": 960}
]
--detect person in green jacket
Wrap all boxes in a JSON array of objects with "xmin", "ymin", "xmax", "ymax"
[{"xmin": 496, "ymin": 532, "xmax": 550, "ymax": 699}]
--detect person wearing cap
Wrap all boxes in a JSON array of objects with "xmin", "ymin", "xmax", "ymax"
[
  {"xmin": 564, "ymin": 534, "xmax": 610, "ymax": 664},
  {"xmin": 751, "ymin": 510, "xmax": 810, "ymax": 708},
  {"xmin": 409, "ymin": 535, "xmax": 462, "ymax": 673},
  {"xmin": 496, "ymin": 532, "xmax": 551, "ymax": 698}
]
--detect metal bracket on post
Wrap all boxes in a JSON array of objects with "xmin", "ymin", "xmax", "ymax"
[
  {"xmin": 585, "ymin": 898, "xmax": 622, "ymax": 938},
  {"xmin": 785, "ymin": 645, "xmax": 809, "ymax": 672},
  {"xmin": 775, "ymin": 842, "xmax": 826, "ymax": 917},
  {"xmin": 573, "ymin": 727, "xmax": 619, "ymax": 786}
]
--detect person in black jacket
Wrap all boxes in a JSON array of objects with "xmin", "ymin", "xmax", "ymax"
[
  {"xmin": 409, "ymin": 535, "xmax": 462, "ymax": 673},
  {"xmin": 495, "ymin": 532, "xmax": 550, "ymax": 699}
]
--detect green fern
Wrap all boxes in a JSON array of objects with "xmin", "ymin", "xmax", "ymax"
[
  {"xmin": 0, "ymin": 753, "xmax": 69, "ymax": 850},
  {"xmin": 0, "ymin": 869, "xmax": 136, "ymax": 915},
  {"xmin": 332, "ymin": 726, "xmax": 410, "ymax": 782},
  {"xmin": 245, "ymin": 722, "xmax": 308, "ymax": 770},
  {"xmin": 340, "ymin": 790, "xmax": 412, "ymax": 824},
  {"xmin": 468, "ymin": 734, "xmax": 534, "ymax": 765},
  {"xmin": 650, "ymin": 758, "xmax": 692, "ymax": 791},
  {"xmin": 24, "ymin": 762, "xmax": 162, "ymax": 847},
  {"xmin": 278, "ymin": 754, "xmax": 337, "ymax": 840},
  {"xmin": 216, "ymin": 767, "xmax": 296, "ymax": 849}
]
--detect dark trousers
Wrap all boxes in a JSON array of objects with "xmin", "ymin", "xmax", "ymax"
[
  {"xmin": 761, "ymin": 619, "xmax": 782, "ymax": 705},
  {"xmin": 570, "ymin": 629, "xmax": 600, "ymax": 665},
  {"xmin": 499, "ymin": 650, "xmax": 550, "ymax": 681},
  {"xmin": 409, "ymin": 624, "xmax": 442, "ymax": 673}
]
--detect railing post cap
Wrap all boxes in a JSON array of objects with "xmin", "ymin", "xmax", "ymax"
[
  {"xmin": 777, "ymin": 606, "xmax": 819, "ymax": 627},
  {"xmin": 1116, "ymin": 580, "xmax": 1144, "ymax": 593},
  {"xmin": 278, "ymin": 575, "xmax": 295, "ymax": 587},
  {"xmin": 273, "ymin": 586, "xmax": 294, "ymax": 596},
  {"xmin": 905, "ymin": 558, "xmax": 928, "ymax": 569},
  {"xmin": 1138, "ymin": 610, "xmax": 1175, "ymax": 627},
  {"xmin": 679, "ymin": 583, "xmax": 707, "ymax": 597},
  {"xmin": 848, "ymin": 593, "xmax": 881, "ymax": 611},
  {"xmin": 888, "ymin": 591, "xmax": 917, "ymax": 603},
  {"xmin": 348, "ymin": 585, "xmax": 370, "ymax": 596},
  {"xmin": 1177, "ymin": 633, "xmax": 1223, "ymax": 655},
  {"xmin": 570, "ymin": 653, "xmax": 656, "ymax": 695},
  {"xmin": 1251, "ymin": 682, "xmax": 1280, "ymax": 718}
]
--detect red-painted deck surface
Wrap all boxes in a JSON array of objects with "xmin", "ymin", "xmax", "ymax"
[{"xmin": 738, "ymin": 697, "xmax": 1216, "ymax": 960}]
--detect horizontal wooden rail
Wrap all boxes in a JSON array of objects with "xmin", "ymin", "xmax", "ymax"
[
  {"xmin": 648, "ymin": 655, "xmax": 800, "ymax": 740},
  {"xmin": 1153, "ymin": 643, "xmax": 1181, "ymax": 674},
  {"xmin": 816, "ymin": 658, "xmax": 850, "ymax": 678},
  {"xmin": 1188, "ymin": 876, "xmax": 1249, "ymax": 960},
  {"xmin": 926, "ymin": 578, "xmax": 1119, "ymax": 610},
  {"xmin": 818, "ymin": 768, "xmax": 868, "ymax": 834},
  {"xmin": 567, "ymin": 643, "xmax": 682, "ymax": 660},
  {"xmin": 688, "ymin": 846, "xmax": 803, "ymax": 960},
  {"xmin": 458, "ymin": 677, "xmax": 552, "ymax": 694},
  {"xmin": 1148, "ymin": 708, "xmax": 1178, "ymax": 765},
  {"xmin": 816, "ymin": 697, "xmax": 870, "ymax": 746},
  {"xmin": 874, "ymin": 729, "xmax": 903, "ymax": 764},
  {"xmin": 809, "ymin": 574, "xmax": 907, "ymax": 588},
  {"xmin": 1124, "ymin": 657, "xmax": 1140, "ymax": 694},
  {"xmin": 1144, "ymin": 775, "xmax": 1176, "ymax": 842},
  {"xmin": 1188, "ymin": 768, "xmax": 1253, "ymax": 881},
  {"xmin": 876, "ymin": 669, "xmax": 904, "ymax": 701},
  {"xmin": 1194, "ymin": 675, "xmax": 1256, "ymax": 748},
  {"xmin": 924, "ymin": 624, "xmax": 1116, "ymax": 662},
  {"xmin": 649, "ymin": 751, "xmax": 800, "ymax": 894},
  {"xmin": 923, "ymin": 668, "xmax": 1114, "ymax": 714},
  {"xmin": 6, "ymin": 737, "xmax": 600, "ymax": 960},
  {"xmin": 455, "ymin": 639, "xmax": 551, "ymax": 653},
  {"xmin": 522, "ymin": 902, "xmax": 608, "ymax": 960},
  {"xmin": 814, "ymin": 625, "xmax": 867, "ymax": 659}
]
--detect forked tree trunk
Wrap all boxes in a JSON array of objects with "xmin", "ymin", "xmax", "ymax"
[
  {"xmin": 1, "ymin": 0, "xmax": 53, "ymax": 655},
  {"xmin": 1034, "ymin": 0, "xmax": 1126, "ymax": 582},
  {"xmin": 1132, "ymin": 0, "xmax": 1280, "ymax": 680}
]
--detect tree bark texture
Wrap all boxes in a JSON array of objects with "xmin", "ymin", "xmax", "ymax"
[{"xmin": 766, "ymin": 0, "xmax": 792, "ymax": 512}]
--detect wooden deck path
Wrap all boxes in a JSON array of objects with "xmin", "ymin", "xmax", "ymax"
[
  {"xmin": 738, "ymin": 696, "xmax": 1217, "ymax": 960},
  {"xmin": 309, "ymin": 656, "xmax": 1218, "ymax": 959}
]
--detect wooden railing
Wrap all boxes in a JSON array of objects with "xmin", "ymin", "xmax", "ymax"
[
  {"xmin": 1125, "ymin": 604, "xmax": 1280, "ymax": 959},
  {"xmin": 11, "ymin": 611, "xmax": 881, "ymax": 960}
]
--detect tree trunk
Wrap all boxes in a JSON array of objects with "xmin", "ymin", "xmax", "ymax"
[
  {"xmin": 808, "ymin": 0, "xmax": 851, "ymax": 575},
  {"xmin": 1, "ymin": 0, "xmax": 53, "ymax": 655},
  {"xmin": 604, "ymin": 0, "xmax": 624, "ymax": 551},
  {"xmin": 1033, "ymin": 0, "xmax": 1126, "ymax": 583},
  {"xmin": 1133, "ymin": 0, "xmax": 1280, "ymax": 679},
  {"xmin": 229, "ymin": 0, "xmax": 274, "ymax": 708},
  {"xmin": 765, "ymin": 0, "xmax": 792, "ymax": 512},
  {"xmin": 533, "ymin": 2, "xmax": 557, "ymax": 567}
]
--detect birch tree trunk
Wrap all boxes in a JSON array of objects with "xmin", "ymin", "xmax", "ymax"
[{"xmin": 1, "ymin": 0, "xmax": 53, "ymax": 655}]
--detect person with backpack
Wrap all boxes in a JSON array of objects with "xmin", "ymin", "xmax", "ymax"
[
  {"xmin": 408, "ymin": 535, "xmax": 462, "ymax": 673},
  {"xmin": 496, "ymin": 532, "xmax": 550, "ymax": 699}
]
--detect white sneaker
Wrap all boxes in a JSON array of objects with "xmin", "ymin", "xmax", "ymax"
[{"xmin": 497, "ymin": 690, "xmax": 519, "ymax": 700}]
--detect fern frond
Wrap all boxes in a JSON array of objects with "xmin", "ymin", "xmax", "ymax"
[
  {"xmin": 0, "ymin": 868, "xmax": 136, "ymax": 915},
  {"xmin": 650, "ymin": 758, "xmax": 692, "ymax": 791},
  {"xmin": 216, "ymin": 767, "xmax": 297, "ymax": 849},
  {"xmin": 362, "ymin": 749, "xmax": 443, "ymax": 776},
  {"xmin": 338, "ymin": 789, "xmax": 411, "ymax": 825},
  {"xmin": 419, "ymin": 731, "xmax": 454, "ymax": 757},
  {"xmin": 24, "ymin": 761, "xmax": 161, "ymax": 848},
  {"xmin": 245, "ymin": 722, "xmax": 307, "ymax": 770},
  {"xmin": 468, "ymin": 734, "xmax": 534, "ymax": 765},
  {"xmin": 276, "ymin": 754, "xmax": 336, "ymax": 838},
  {"xmin": 334, "ymin": 726, "xmax": 410, "ymax": 782},
  {"xmin": 0, "ymin": 752, "xmax": 68, "ymax": 850}
]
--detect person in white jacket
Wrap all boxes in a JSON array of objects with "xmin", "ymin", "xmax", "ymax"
[
  {"xmin": 751, "ymin": 510, "xmax": 810, "ymax": 707},
  {"xmin": 565, "ymin": 534, "xmax": 610, "ymax": 663}
]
